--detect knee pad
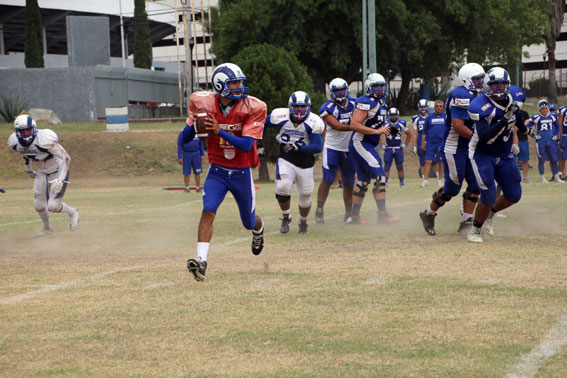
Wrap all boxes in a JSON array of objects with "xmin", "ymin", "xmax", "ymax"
[
  {"xmin": 48, "ymin": 203, "xmax": 63, "ymax": 213},
  {"xmin": 372, "ymin": 177, "xmax": 386, "ymax": 194},
  {"xmin": 275, "ymin": 193, "xmax": 291, "ymax": 203},
  {"xmin": 353, "ymin": 181, "xmax": 368, "ymax": 198},
  {"xmin": 298, "ymin": 193, "xmax": 312, "ymax": 208},
  {"xmin": 463, "ymin": 187, "xmax": 479, "ymax": 203},
  {"xmin": 432, "ymin": 188, "xmax": 452, "ymax": 207},
  {"xmin": 34, "ymin": 199, "xmax": 47, "ymax": 213}
]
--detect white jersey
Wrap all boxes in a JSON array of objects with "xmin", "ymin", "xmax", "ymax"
[
  {"xmin": 8, "ymin": 129, "xmax": 70, "ymax": 179},
  {"xmin": 318, "ymin": 98, "xmax": 356, "ymax": 152}
]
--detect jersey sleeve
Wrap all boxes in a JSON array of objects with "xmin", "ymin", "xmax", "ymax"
[
  {"xmin": 307, "ymin": 114, "xmax": 325, "ymax": 134},
  {"xmin": 319, "ymin": 101, "xmax": 333, "ymax": 118},
  {"xmin": 187, "ymin": 91, "xmax": 218, "ymax": 126},
  {"xmin": 7, "ymin": 133, "xmax": 18, "ymax": 149},
  {"xmin": 355, "ymin": 96, "xmax": 372, "ymax": 112},
  {"xmin": 36, "ymin": 129, "xmax": 59, "ymax": 149},
  {"xmin": 241, "ymin": 96, "xmax": 267, "ymax": 140}
]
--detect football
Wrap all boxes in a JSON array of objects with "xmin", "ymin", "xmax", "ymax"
[{"xmin": 194, "ymin": 108, "xmax": 210, "ymax": 138}]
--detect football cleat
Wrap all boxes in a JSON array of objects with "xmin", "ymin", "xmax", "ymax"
[
  {"xmin": 541, "ymin": 176, "xmax": 549, "ymax": 184},
  {"xmin": 315, "ymin": 208, "xmax": 325, "ymax": 224},
  {"xmin": 187, "ymin": 257, "xmax": 207, "ymax": 282},
  {"xmin": 484, "ymin": 213, "xmax": 495, "ymax": 236},
  {"xmin": 437, "ymin": 179, "xmax": 444, "ymax": 187},
  {"xmin": 70, "ymin": 209, "xmax": 80, "ymax": 231},
  {"xmin": 280, "ymin": 214, "xmax": 291, "ymax": 234},
  {"xmin": 552, "ymin": 174, "xmax": 565, "ymax": 183},
  {"xmin": 251, "ymin": 228, "xmax": 264, "ymax": 255},
  {"xmin": 196, "ymin": 187, "xmax": 203, "ymax": 192},
  {"xmin": 522, "ymin": 178, "xmax": 532, "ymax": 184},
  {"xmin": 298, "ymin": 220, "xmax": 308, "ymax": 234},
  {"xmin": 420, "ymin": 180, "xmax": 428, "ymax": 187},
  {"xmin": 36, "ymin": 227, "xmax": 54, "ymax": 237},
  {"xmin": 457, "ymin": 217, "xmax": 473, "ymax": 234},
  {"xmin": 345, "ymin": 215, "xmax": 360, "ymax": 224},
  {"xmin": 467, "ymin": 227, "xmax": 483, "ymax": 243},
  {"xmin": 419, "ymin": 210, "xmax": 436, "ymax": 235},
  {"xmin": 344, "ymin": 212, "xmax": 352, "ymax": 223},
  {"xmin": 377, "ymin": 213, "xmax": 401, "ymax": 224}
]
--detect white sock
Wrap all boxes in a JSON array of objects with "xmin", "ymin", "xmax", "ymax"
[
  {"xmin": 435, "ymin": 171, "xmax": 440, "ymax": 179},
  {"xmin": 299, "ymin": 215, "xmax": 308, "ymax": 222},
  {"xmin": 38, "ymin": 209, "xmax": 52, "ymax": 230},
  {"xmin": 282, "ymin": 209, "xmax": 291, "ymax": 216},
  {"xmin": 426, "ymin": 208, "xmax": 436, "ymax": 215},
  {"xmin": 197, "ymin": 242, "xmax": 209, "ymax": 261},
  {"xmin": 61, "ymin": 202, "xmax": 76, "ymax": 215},
  {"xmin": 253, "ymin": 220, "xmax": 264, "ymax": 235},
  {"xmin": 462, "ymin": 213, "xmax": 473, "ymax": 221}
]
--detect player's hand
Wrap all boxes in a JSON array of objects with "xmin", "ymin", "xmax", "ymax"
[
  {"xmin": 178, "ymin": 158, "xmax": 183, "ymax": 165},
  {"xmin": 381, "ymin": 144, "xmax": 387, "ymax": 150},
  {"xmin": 257, "ymin": 147, "xmax": 266, "ymax": 156},
  {"xmin": 377, "ymin": 125, "xmax": 391, "ymax": 135},
  {"xmin": 204, "ymin": 115, "xmax": 220, "ymax": 135},
  {"xmin": 25, "ymin": 169, "xmax": 37, "ymax": 179},
  {"xmin": 401, "ymin": 143, "xmax": 406, "ymax": 149},
  {"xmin": 524, "ymin": 128, "xmax": 535, "ymax": 138},
  {"xmin": 49, "ymin": 178, "xmax": 64, "ymax": 194},
  {"xmin": 504, "ymin": 104, "xmax": 519, "ymax": 121},
  {"xmin": 511, "ymin": 143, "xmax": 520, "ymax": 155},
  {"xmin": 535, "ymin": 134, "xmax": 542, "ymax": 141},
  {"xmin": 201, "ymin": 156, "xmax": 206, "ymax": 164},
  {"xmin": 282, "ymin": 143, "xmax": 299, "ymax": 153},
  {"xmin": 412, "ymin": 146, "xmax": 418, "ymax": 155},
  {"xmin": 551, "ymin": 135, "xmax": 558, "ymax": 142}
]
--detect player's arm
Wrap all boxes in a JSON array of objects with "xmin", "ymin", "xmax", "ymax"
[
  {"xmin": 403, "ymin": 125, "xmax": 412, "ymax": 146},
  {"xmin": 451, "ymin": 107, "xmax": 473, "ymax": 139},
  {"xmin": 23, "ymin": 157, "xmax": 36, "ymax": 178},
  {"xmin": 49, "ymin": 143, "xmax": 71, "ymax": 181},
  {"xmin": 322, "ymin": 114, "xmax": 350, "ymax": 131},
  {"xmin": 181, "ymin": 123, "xmax": 196, "ymax": 144},
  {"xmin": 199, "ymin": 138, "xmax": 205, "ymax": 156},
  {"xmin": 177, "ymin": 132, "xmax": 183, "ymax": 160},
  {"xmin": 299, "ymin": 130, "xmax": 323, "ymax": 154},
  {"xmin": 349, "ymin": 108, "xmax": 389, "ymax": 135}
]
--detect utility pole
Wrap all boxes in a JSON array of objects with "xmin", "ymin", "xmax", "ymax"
[
  {"xmin": 174, "ymin": 0, "xmax": 183, "ymax": 116},
  {"xmin": 119, "ymin": 0, "xmax": 126, "ymax": 66},
  {"xmin": 362, "ymin": 0, "xmax": 367, "ymax": 81},
  {"xmin": 180, "ymin": 0, "xmax": 193, "ymax": 96},
  {"xmin": 368, "ymin": 0, "xmax": 376, "ymax": 74}
]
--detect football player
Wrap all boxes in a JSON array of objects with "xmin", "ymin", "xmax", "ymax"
[
  {"xmin": 315, "ymin": 78, "xmax": 356, "ymax": 224},
  {"xmin": 419, "ymin": 63, "xmax": 485, "ymax": 236},
  {"xmin": 421, "ymin": 100, "xmax": 446, "ymax": 188},
  {"xmin": 8, "ymin": 114, "xmax": 80, "ymax": 235},
  {"xmin": 558, "ymin": 100, "xmax": 567, "ymax": 180},
  {"xmin": 466, "ymin": 67, "xmax": 532, "ymax": 242},
  {"xmin": 177, "ymin": 132, "xmax": 205, "ymax": 192},
  {"xmin": 182, "ymin": 63, "xmax": 267, "ymax": 282},
  {"xmin": 266, "ymin": 91, "xmax": 324, "ymax": 234},
  {"xmin": 526, "ymin": 99, "xmax": 563, "ymax": 183},
  {"xmin": 412, "ymin": 99, "xmax": 429, "ymax": 183},
  {"xmin": 380, "ymin": 107, "xmax": 412, "ymax": 188},
  {"xmin": 346, "ymin": 73, "xmax": 400, "ymax": 224}
]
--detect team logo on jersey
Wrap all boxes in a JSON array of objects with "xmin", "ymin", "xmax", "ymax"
[
  {"xmin": 220, "ymin": 123, "xmax": 242, "ymax": 132},
  {"xmin": 481, "ymin": 103, "xmax": 491, "ymax": 111},
  {"xmin": 455, "ymin": 98, "xmax": 470, "ymax": 106},
  {"xmin": 357, "ymin": 103, "xmax": 371, "ymax": 111},
  {"xmin": 469, "ymin": 112, "xmax": 480, "ymax": 121}
]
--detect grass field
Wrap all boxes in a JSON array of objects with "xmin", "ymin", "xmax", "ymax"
[{"xmin": 1, "ymin": 169, "xmax": 566, "ymax": 376}]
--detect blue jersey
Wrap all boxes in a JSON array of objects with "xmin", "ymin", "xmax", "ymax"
[
  {"xmin": 352, "ymin": 95, "xmax": 387, "ymax": 147},
  {"xmin": 384, "ymin": 119, "xmax": 408, "ymax": 148},
  {"xmin": 177, "ymin": 132, "xmax": 204, "ymax": 158},
  {"xmin": 318, "ymin": 97, "xmax": 356, "ymax": 151},
  {"xmin": 558, "ymin": 106, "xmax": 567, "ymax": 135},
  {"xmin": 411, "ymin": 113, "xmax": 428, "ymax": 146},
  {"xmin": 468, "ymin": 94, "xmax": 518, "ymax": 158},
  {"xmin": 423, "ymin": 112, "xmax": 446, "ymax": 144},
  {"xmin": 443, "ymin": 86, "xmax": 480, "ymax": 154},
  {"xmin": 526, "ymin": 113, "xmax": 559, "ymax": 142}
]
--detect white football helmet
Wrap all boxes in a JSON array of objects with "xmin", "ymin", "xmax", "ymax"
[
  {"xmin": 289, "ymin": 91, "xmax": 311, "ymax": 122},
  {"xmin": 483, "ymin": 67, "xmax": 510, "ymax": 100},
  {"xmin": 458, "ymin": 63, "xmax": 485, "ymax": 92},
  {"xmin": 14, "ymin": 114, "xmax": 37, "ymax": 147},
  {"xmin": 329, "ymin": 78, "xmax": 350, "ymax": 103},
  {"xmin": 417, "ymin": 99, "xmax": 428, "ymax": 115},
  {"xmin": 538, "ymin": 99, "xmax": 550, "ymax": 115},
  {"xmin": 387, "ymin": 107, "xmax": 399, "ymax": 123},
  {"xmin": 211, "ymin": 63, "xmax": 249, "ymax": 101},
  {"xmin": 364, "ymin": 73, "xmax": 387, "ymax": 99}
]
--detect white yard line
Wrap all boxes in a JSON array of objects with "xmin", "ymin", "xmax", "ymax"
[{"xmin": 506, "ymin": 314, "xmax": 567, "ymax": 378}]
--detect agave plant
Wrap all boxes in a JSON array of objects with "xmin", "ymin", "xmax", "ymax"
[{"xmin": 0, "ymin": 95, "xmax": 28, "ymax": 123}]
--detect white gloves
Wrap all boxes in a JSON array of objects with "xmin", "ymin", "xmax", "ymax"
[
  {"xmin": 504, "ymin": 104, "xmax": 519, "ymax": 121},
  {"xmin": 511, "ymin": 144, "xmax": 520, "ymax": 155},
  {"xmin": 283, "ymin": 143, "xmax": 299, "ymax": 153},
  {"xmin": 412, "ymin": 146, "xmax": 418, "ymax": 155},
  {"xmin": 257, "ymin": 147, "xmax": 265, "ymax": 156},
  {"xmin": 401, "ymin": 143, "xmax": 406, "ymax": 149},
  {"xmin": 26, "ymin": 169, "xmax": 37, "ymax": 179},
  {"xmin": 381, "ymin": 144, "xmax": 387, "ymax": 150},
  {"xmin": 49, "ymin": 178, "xmax": 64, "ymax": 194}
]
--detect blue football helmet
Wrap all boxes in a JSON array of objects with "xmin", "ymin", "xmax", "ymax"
[
  {"xmin": 388, "ymin": 107, "xmax": 399, "ymax": 123},
  {"xmin": 458, "ymin": 63, "xmax": 485, "ymax": 92},
  {"xmin": 14, "ymin": 114, "xmax": 37, "ymax": 147},
  {"xmin": 364, "ymin": 73, "xmax": 387, "ymax": 99},
  {"xmin": 289, "ymin": 91, "xmax": 311, "ymax": 122},
  {"xmin": 211, "ymin": 63, "xmax": 249, "ymax": 101},
  {"xmin": 549, "ymin": 103, "xmax": 557, "ymax": 112},
  {"xmin": 417, "ymin": 99, "xmax": 428, "ymax": 115},
  {"xmin": 483, "ymin": 67, "xmax": 510, "ymax": 100},
  {"xmin": 329, "ymin": 78, "xmax": 349, "ymax": 103}
]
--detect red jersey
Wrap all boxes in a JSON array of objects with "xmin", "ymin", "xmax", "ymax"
[{"xmin": 187, "ymin": 91, "xmax": 266, "ymax": 168}]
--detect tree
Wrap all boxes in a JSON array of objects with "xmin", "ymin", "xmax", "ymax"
[
  {"xmin": 25, "ymin": 0, "xmax": 44, "ymax": 68},
  {"xmin": 133, "ymin": 0, "xmax": 152, "ymax": 69},
  {"xmin": 542, "ymin": 0, "xmax": 566, "ymax": 103},
  {"xmin": 212, "ymin": 0, "xmax": 362, "ymax": 91},
  {"xmin": 232, "ymin": 43, "xmax": 324, "ymax": 180}
]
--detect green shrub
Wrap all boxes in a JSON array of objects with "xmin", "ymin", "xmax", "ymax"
[{"xmin": 0, "ymin": 95, "xmax": 28, "ymax": 123}]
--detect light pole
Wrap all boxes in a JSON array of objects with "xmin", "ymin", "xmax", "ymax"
[{"xmin": 119, "ymin": 0, "xmax": 126, "ymax": 66}]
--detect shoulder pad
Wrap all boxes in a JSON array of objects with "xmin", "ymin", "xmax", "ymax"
[
  {"xmin": 188, "ymin": 91, "xmax": 218, "ymax": 125},
  {"xmin": 7, "ymin": 133, "xmax": 18, "ymax": 148},
  {"xmin": 318, "ymin": 101, "xmax": 333, "ymax": 116},
  {"xmin": 36, "ymin": 129, "xmax": 58, "ymax": 148},
  {"xmin": 509, "ymin": 85, "xmax": 526, "ymax": 106},
  {"xmin": 241, "ymin": 95, "xmax": 268, "ymax": 115},
  {"xmin": 355, "ymin": 96, "xmax": 374, "ymax": 111},
  {"xmin": 270, "ymin": 108, "xmax": 290, "ymax": 124},
  {"xmin": 305, "ymin": 114, "xmax": 325, "ymax": 134},
  {"xmin": 452, "ymin": 87, "xmax": 475, "ymax": 108}
]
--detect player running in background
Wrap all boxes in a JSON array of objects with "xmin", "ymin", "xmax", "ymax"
[
  {"xmin": 381, "ymin": 107, "xmax": 412, "ymax": 188},
  {"xmin": 558, "ymin": 101, "xmax": 567, "ymax": 180},
  {"xmin": 412, "ymin": 99, "xmax": 429, "ymax": 183},
  {"xmin": 177, "ymin": 132, "xmax": 205, "ymax": 192},
  {"xmin": 466, "ymin": 67, "xmax": 533, "ymax": 242},
  {"xmin": 419, "ymin": 63, "xmax": 485, "ymax": 236},
  {"xmin": 266, "ymin": 91, "xmax": 324, "ymax": 234},
  {"xmin": 526, "ymin": 100, "xmax": 563, "ymax": 183},
  {"xmin": 183, "ymin": 63, "xmax": 267, "ymax": 282},
  {"xmin": 315, "ymin": 78, "xmax": 356, "ymax": 224},
  {"xmin": 420, "ymin": 100, "xmax": 446, "ymax": 188},
  {"xmin": 346, "ymin": 73, "xmax": 400, "ymax": 224},
  {"xmin": 8, "ymin": 114, "xmax": 79, "ymax": 235}
]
